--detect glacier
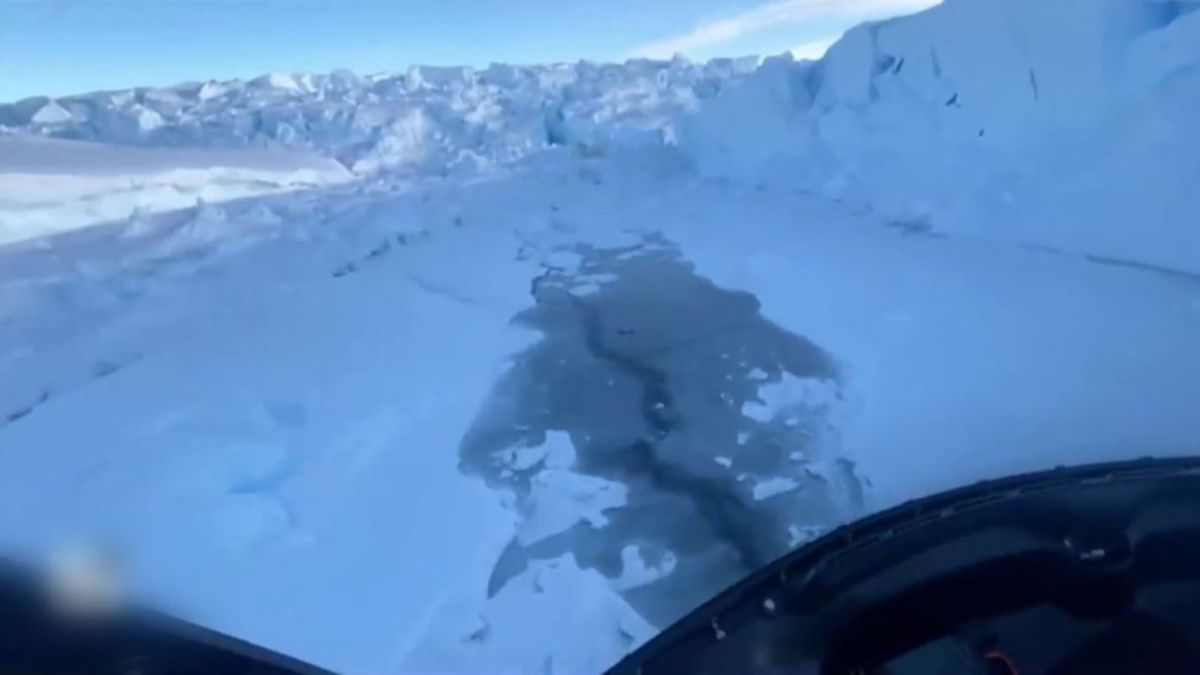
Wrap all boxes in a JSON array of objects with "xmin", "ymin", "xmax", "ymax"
[{"xmin": 1, "ymin": 0, "xmax": 1199, "ymax": 673}]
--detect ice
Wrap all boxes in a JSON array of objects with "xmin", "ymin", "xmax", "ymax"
[
  {"xmin": 30, "ymin": 100, "xmax": 72, "ymax": 125},
  {"xmin": 742, "ymin": 374, "xmax": 839, "ymax": 423},
  {"xmin": 518, "ymin": 468, "xmax": 629, "ymax": 546},
  {"xmin": 611, "ymin": 545, "xmax": 677, "ymax": 591},
  {"xmin": 1, "ymin": 58, "xmax": 751, "ymax": 184},
  {"xmin": 0, "ymin": 0, "xmax": 1198, "ymax": 672},
  {"xmin": 507, "ymin": 431, "xmax": 577, "ymax": 471},
  {"xmin": 506, "ymin": 429, "xmax": 633, "ymax": 547},
  {"xmin": 403, "ymin": 554, "xmax": 656, "ymax": 674},
  {"xmin": 752, "ymin": 477, "xmax": 800, "ymax": 501},
  {"xmin": 681, "ymin": 0, "xmax": 1200, "ymax": 274},
  {"xmin": 251, "ymin": 73, "xmax": 304, "ymax": 92}
]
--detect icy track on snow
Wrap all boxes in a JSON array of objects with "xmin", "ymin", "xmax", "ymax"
[{"xmin": 1, "ymin": 0, "xmax": 1199, "ymax": 672}]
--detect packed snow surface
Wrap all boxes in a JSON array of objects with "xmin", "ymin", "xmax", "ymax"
[{"xmin": 1, "ymin": 0, "xmax": 1198, "ymax": 673}]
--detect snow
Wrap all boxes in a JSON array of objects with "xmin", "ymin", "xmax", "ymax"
[
  {"xmin": 403, "ymin": 554, "xmax": 656, "ymax": 675},
  {"xmin": 505, "ymin": 430, "xmax": 576, "ymax": 471},
  {"xmin": 742, "ymin": 374, "xmax": 840, "ymax": 423},
  {"xmin": 504, "ymin": 433, "xmax": 633, "ymax": 544},
  {"xmin": 0, "ymin": 135, "xmax": 353, "ymax": 244},
  {"xmin": 518, "ymin": 466, "xmax": 629, "ymax": 546},
  {"xmin": 0, "ymin": 196, "xmax": 530, "ymax": 671},
  {"xmin": 611, "ymin": 545, "xmax": 677, "ymax": 591},
  {"xmin": 0, "ymin": 0, "xmax": 1198, "ymax": 673}
]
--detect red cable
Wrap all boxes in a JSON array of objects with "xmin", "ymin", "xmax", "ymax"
[{"xmin": 984, "ymin": 649, "xmax": 1020, "ymax": 675}]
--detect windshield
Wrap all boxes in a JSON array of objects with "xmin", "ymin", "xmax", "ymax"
[{"xmin": 1, "ymin": 0, "xmax": 1197, "ymax": 672}]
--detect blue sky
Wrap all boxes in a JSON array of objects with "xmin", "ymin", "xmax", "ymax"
[{"xmin": 0, "ymin": 0, "xmax": 938, "ymax": 102}]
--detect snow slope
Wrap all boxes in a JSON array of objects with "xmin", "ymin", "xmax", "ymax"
[
  {"xmin": 0, "ymin": 1, "xmax": 1198, "ymax": 673},
  {"xmin": 0, "ymin": 135, "xmax": 353, "ymax": 244}
]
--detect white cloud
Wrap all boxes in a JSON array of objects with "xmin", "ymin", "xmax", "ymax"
[
  {"xmin": 630, "ymin": 0, "xmax": 941, "ymax": 60},
  {"xmin": 790, "ymin": 34, "xmax": 841, "ymax": 61}
]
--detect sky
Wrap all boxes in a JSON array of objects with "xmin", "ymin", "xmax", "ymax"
[{"xmin": 0, "ymin": 0, "xmax": 939, "ymax": 102}]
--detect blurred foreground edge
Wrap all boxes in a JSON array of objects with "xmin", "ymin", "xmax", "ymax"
[{"xmin": 0, "ymin": 556, "xmax": 331, "ymax": 675}]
